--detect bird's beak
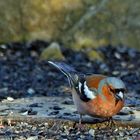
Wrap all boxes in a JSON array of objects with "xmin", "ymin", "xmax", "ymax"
[{"xmin": 115, "ymin": 91, "xmax": 124, "ymax": 101}]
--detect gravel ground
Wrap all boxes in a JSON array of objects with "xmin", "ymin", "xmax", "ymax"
[
  {"xmin": 0, "ymin": 119, "xmax": 140, "ymax": 140},
  {"xmin": 0, "ymin": 96, "xmax": 139, "ymax": 140},
  {"xmin": 0, "ymin": 40, "xmax": 140, "ymax": 139}
]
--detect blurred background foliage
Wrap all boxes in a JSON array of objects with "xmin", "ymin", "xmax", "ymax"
[{"xmin": 0, "ymin": 0, "xmax": 140, "ymax": 49}]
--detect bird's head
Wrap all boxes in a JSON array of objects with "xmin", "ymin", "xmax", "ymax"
[{"xmin": 98, "ymin": 77, "xmax": 126, "ymax": 101}]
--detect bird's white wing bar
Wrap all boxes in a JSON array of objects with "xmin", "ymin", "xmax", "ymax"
[
  {"xmin": 78, "ymin": 82, "xmax": 82, "ymax": 93},
  {"xmin": 83, "ymin": 81, "xmax": 96, "ymax": 100}
]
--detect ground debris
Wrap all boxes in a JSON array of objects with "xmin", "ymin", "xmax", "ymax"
[
  {"xmin": 0, "ymin": 118, "xmax": 139, "ymax": 139},
  {"xmin": 0, "ymin": 41, "xmax": 140, "ymax": 139}
]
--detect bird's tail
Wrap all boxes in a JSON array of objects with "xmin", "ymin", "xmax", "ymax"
[{"xmin": 48, "ymin": 61, "xmax": 79, "ymax": 88}]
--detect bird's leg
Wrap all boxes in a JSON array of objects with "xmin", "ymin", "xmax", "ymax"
[
  {"xmin": 79, "ymin": 114, "xmax": 82, "ymax": 125},
  {"xmin": 106, "ymin": 117, "xmax": 116, "ymax": 128},
  {"xmin": 77, "ymin": 114, "xmax": 84, "ymax": 131},
  {"xmin": 73, "ymin": 114, "xmax": 84, "ymax": 130}
]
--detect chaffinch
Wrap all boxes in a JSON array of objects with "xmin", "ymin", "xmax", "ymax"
[{"xmin": 48, "ymin": 61, "xmax": 126, "ymax": 124}]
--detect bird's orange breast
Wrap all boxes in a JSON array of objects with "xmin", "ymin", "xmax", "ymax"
[{"xmin": 86, "ymin": 95, "xmax": 124, "ymax": 117}]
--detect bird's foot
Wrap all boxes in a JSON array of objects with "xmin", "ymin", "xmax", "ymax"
[
  {"xmin": 106, "ymin": 117, "xmax": 116, "ymax": 128},
  {"xmin": 73, "ymin": 122, "xmax": 85, "ymax": 131},
  {"xmin": 73, "ymin": 114, "xmax": 86, "ymax": 131}
]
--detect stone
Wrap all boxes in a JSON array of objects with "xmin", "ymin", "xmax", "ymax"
[
  {"xmin": 27, "ymin": 88, "xmax": 35, "ymax": 95},
  {"xmin": 129, "ymin": 128, "xmax": 139, "ymax": 135},
  {"xmin": 112, "ymin": 71, "xmax": 120, "ymax": 75},
  {"xmin": 40, "ymin": 42, "xmax": 65, "ymax": 60},
  {"xmin": 27, "ymin": 136, "xmax": 38, "ymax": 140},
  {"xmin": 89, "ymin": 129, "xmax": 95, "ymax": 137},
  {"xmin": 86, "ymin": 49, "xmax": 103, "ymax": 61},
  {"xmin": 114, "ymin": 52, "xmax": 121, "ymax": 59},
  {"xmin": 7, "ymin": 97, "xmax": 14, "ymax": 102},
  {"xmin": 100, "ymin": 63, "xmax": 109, "ymax": 73},
  {"xmin": 29, "ymin": 103, "xmax": 40, "ymax": 107}
]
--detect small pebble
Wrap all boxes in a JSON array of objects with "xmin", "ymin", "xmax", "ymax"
[
  {"xmin": 21, "ymin": 111, "xmax": 28, "ymax": 116},
  {"xmin": 7, "ymin": 97, "xmax": 14, "ymax": 102},
  {"xmin": 49, "ymin": 111, "xmax": 59, "ymax": 115},
  {"xmin": 0, "ymin": 112, "xmax": 9, "ymax": 116},
  {"xmin": 63, "ymin": 112, "xmax": 71, "ymax": 116},
  {"xmin": 53, "ymin": 106, "xmax": 62, "ymax": 110},
  {"xmin": 119, "ymin": 132, "xmax": 124, "ymax": 137},
  {"xmin": 129, "ymin": 128, "xmax": 139, "ymax": 135},
  {"xmin": 0, "ymin": 44, "xmax": 7, "ymax": 49},
  {"xmin": 99, "ymin": 63, "xmax": 109, "ymax": 72},
  {"xmin": 27, "ymin": 136, "xmax": 38, "ymax": 140},
  {"xmin": 89, "ymin": 129, "xmax": 95, "ymax": 137},
  {"xmin": 29, "ymin": 103, "xmax": 40, "ymax": 107},
  {"xmin": 121, "ymin": 62, "xmax": 127, "ymax": 67},
  {"xmin": 114, "ymin": 52, "xmax": 121, "ymax": 59},
  {"xmin": 112, "ymin": 71, "xmax": 120, "ymax": 75},
  {"xmin": 136, "ymin": 107, "xmax": 140, "ymax": 111},
  {"xmin": 62, "ymin": 99, "xmax": 73, "ymax": 105},
  {"xmin": 27, "ymin": 88, "xmax": 35, "ymax": 95},
  {"xmin": 28, "ymin": 110, "xmax": 37, "ymax": 115}
]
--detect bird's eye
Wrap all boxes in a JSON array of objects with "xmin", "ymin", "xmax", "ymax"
[
  {"xmin": 108, "ymin": 87, "xmax": 115, "ymax": 93},
  {"xmin": 115, "ymin": 88, "xmax": 126, "ymax": 93}
]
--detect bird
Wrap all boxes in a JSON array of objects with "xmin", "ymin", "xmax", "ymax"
[{"xmin": 48, "ymin": 61, "xmax": 126, "ymax": 124}]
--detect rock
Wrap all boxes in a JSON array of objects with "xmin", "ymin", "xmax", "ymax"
[
  {"xmin": 129, "ymin": 128, "xmax": 139, "ymax": 135},
  {"xmin": 121, "ymin": 62, "xmax": 127, "ymax": 68},
  {"xmin": 128, "ymin": 48, "xmax": 136, "ymax": 58},
  {"xmin": 86, "ymin": 49, "xmax": 103, "ymax": 61},
  {"xmin": 28, "ymin": 110, "xmax": 37, "ymax": 115},
  {"xmin": 62, "ymin": 99, "xmax": 73, "ymax": 105},
  {"xmin": 7, "ymin": 97, "xmax": 14, "ymax": 102},
  {"xmin": 21, "ymin": 110, "xmax": 28, "ymax": 116},
  {"xmin": 0, "ymin": 112, "xmax": 9, "ymax": 116},
  {"xmin": 40, "ymin": 42, "xmax": 65, "ymax": 60},
  {"xmin": 63, "ymin": 112, "xmax": 71, "ymax": 116},
  {"xmin": 30, "ymin": 51, "xmax": 38, "ymax": 58},
  {"xmin": 119, "ymin": 132, "xmax": 124, "ymax": 137},
  {"xmin": 27, "ymin": 136, "xmax": 38, "ymax": 140},
  {"xmin": 99, "ymin": 63, "xmax": 109, "ymax": 73},
  {"xmin": 118, "ymin": 110, "xmax": 134, "ymax": 115},
  {"xmin": 49, "ymin": 111, "xmax": 59, "ymax": 115},
  {"xmin": 20, "ymin": 108, "xmax": 37, "ymax": 116},
  {"xmin": 112, "ymin": 71, "xmax": 120, "ymax": 75},
  {"xmin": 29, "ymin": 103, "xmax": 41, "ymax": 107},
  {"xmin": 89, "ymin": 129, "xmax": 95, "ymax": 137},
  {"xmin": 27, "ymin": 88, "xmax": 35, "ymax": 95},
  {"xmin": 114, "ymin": 52, "xmax": 121, "ymax": 59},
  {"xmin": 53, "ymin": 106, "xmax": 63, "ymax": 110},
  {"xmin": 0, "ymin": 44, "xmax": 7, "ymax": 49},
  {"xmin": 113, "ymin": 114, "xmax": 135, "ymax": 121}
]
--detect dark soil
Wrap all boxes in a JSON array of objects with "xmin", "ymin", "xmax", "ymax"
[
  {"xmin": 0, "ymin": 118, "xmax": 139, "ymax": 140},
  {"xmin": 0, "ymin": 41, "xmax": 140, "ymax": 105},
  {"xmin": 0, "ymin": 40, "xmax": 140, "ymax": 139}
]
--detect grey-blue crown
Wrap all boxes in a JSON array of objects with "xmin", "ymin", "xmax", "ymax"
[{"xmin": 106, "ymin": 77, "xmax": 125, "ymax": 89}]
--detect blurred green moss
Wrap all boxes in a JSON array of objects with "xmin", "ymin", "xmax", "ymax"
[{"xmin": 0, "ymin": 0, "xmax": 140, "ymax": 49}]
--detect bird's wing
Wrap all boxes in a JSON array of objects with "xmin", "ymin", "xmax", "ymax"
[
  {"xmin": 48, "ymin": 61, "xmax": 106, "ymax": 102},
  {"xmin": 74, "ymin": 74, "xmax": 106, "ymax": 102}
]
